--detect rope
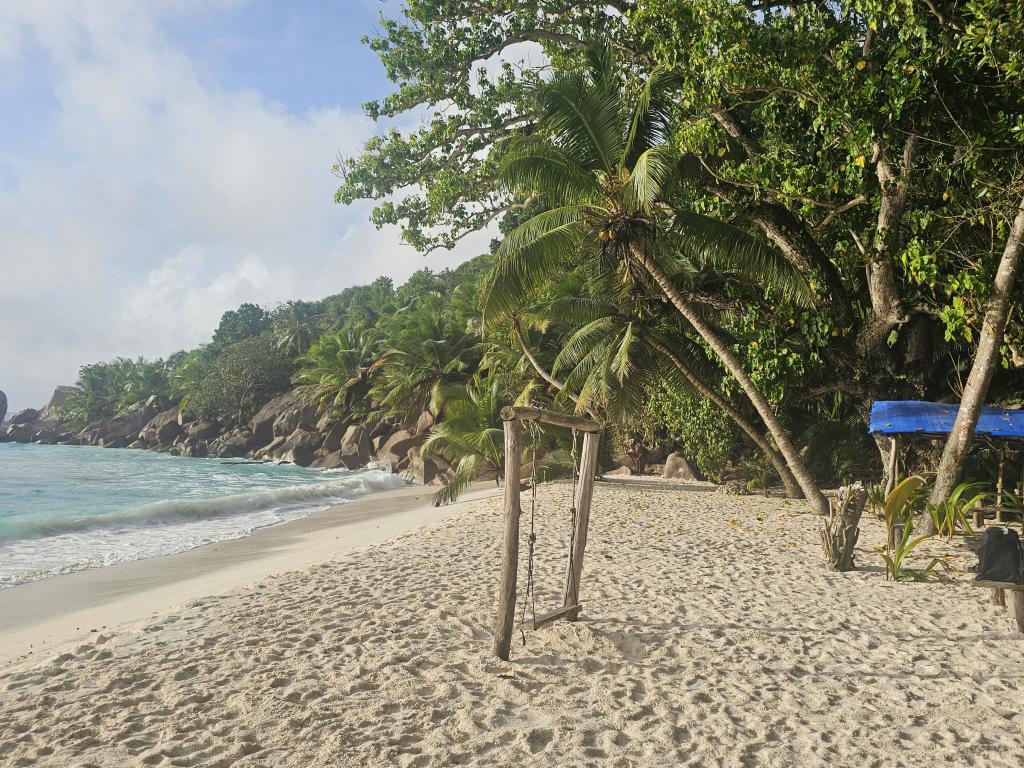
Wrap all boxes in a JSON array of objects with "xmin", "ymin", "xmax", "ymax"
[
  {"xmin": 565, "ymin": 428, "xmax": 580, "ymax": 604},
  {"xmin": 518, "ymin": 421, "xmax": 539, "ymax": 646}
]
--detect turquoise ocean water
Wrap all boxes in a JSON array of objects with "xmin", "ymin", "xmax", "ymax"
[{"xmin": 0, "ymin": 442, "xmax": 405, "ymax": 587}]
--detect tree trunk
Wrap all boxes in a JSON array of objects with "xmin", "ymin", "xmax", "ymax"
[
  {"xmin": 859, "ymin": 137, "xmax": 918, "ymax": 357},
  {"xmin": 927, "ymin": 195, "xmax": 1024, "ymax": 514},
  {"xmin": 633, "ymin": 244, "xmax": 829, "ymax": 514},
  {"xmin": 820, "ymin": 482, "xmax": 867, "ymax": 571},
  {"xmin": 510, "ymin": 317, "xmax": 573, "ymax": 398},
  {"xmin": 645, "ymin": 335, "xmax": 803, "ymax": 499},
  {"xmin": 744, "ymin": 202, "xmax": 853, "ymax": 322}
]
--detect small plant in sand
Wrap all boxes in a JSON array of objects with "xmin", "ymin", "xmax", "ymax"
[
  {"xmin": 742, "ymin": 458, "xmax": 775, "ymax": 496},
  {"xmin": 926, "ymin": 482, "xmax": 984, "ymax": 541},
  {"xmin": 877, "ymin": 476, "xmax": 951, "ymax": 582},
  {"xmin": 867, "ymin": 482, "xmax": 887, "ymax": 519},
  {"xmin": 1002, "ymin": 491, "xmax": 1024, "ymax": 518}
]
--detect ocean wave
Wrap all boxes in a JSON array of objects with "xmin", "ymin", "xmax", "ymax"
[{"xmin": 0, "ymin": 469, "xmax": 407, "ymax": 542}]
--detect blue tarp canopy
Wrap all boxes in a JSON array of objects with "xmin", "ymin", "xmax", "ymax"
[{"xmin": 869, "ymin": 400, "xmax": 1024, "ymax": 439}]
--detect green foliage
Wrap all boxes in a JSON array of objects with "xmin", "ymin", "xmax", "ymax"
[
  {"xmin": 648, "ymin": 379, "xmax": 736, "ymax": 481},
  {"xmin": 185, "ymin": 333, "xmax": 294, "ymax": 424},
  {"xmin": 927, "ymin": 482, "xmax": 984, "ymax": 540},
  {"xmin": 339, "ymin": 0, "xmax": 1024, "ymax": 483},
  {"xmin": 801, "ymin": 418, "xmax": 882, "ymax": 486},
  {"xmin": 422, "ymin": 375, "xmax": 507, "ymax": 504},
  {"xmin": 170, "ymin": 350, "xmax": 212, "ymax": 413},
  {"xmin": 62, "ymin": 358, "xmax": 174, "ymax": 431},
  {"xmin": 212, "ymin": 303, "xmax": 271, "ymax": 348}
]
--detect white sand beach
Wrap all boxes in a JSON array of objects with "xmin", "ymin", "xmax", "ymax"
[{"xmin": 3, "ymin": 478, "xmax": 1024, "ymax": 767}]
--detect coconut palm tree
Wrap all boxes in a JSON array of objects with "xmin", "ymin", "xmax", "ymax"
[
  {"xmin": 274, "ymin": 301, "xmax": 320, "ymax": 356},
  {"xmin": 170, "ymin": 350, "xmax": 211, "ymax": 413},
  {"xmin": 294, "ymin": 328, "xmax": 381, "ymax": 418},
  {"xmin": 483, "ymin": 56, "xmax": 828, "ymax": 513},
  {"xmin": 422, "ymin": 375, "xmax": 507, "ymax": 504},
  {"xmin": 372, "ymin": 293, "xmax": 481, "ymax": 424}
]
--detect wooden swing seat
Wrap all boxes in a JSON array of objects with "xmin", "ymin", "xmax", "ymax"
[{"xmin": 516, "ymin": 603, "xmax": 581, "ymax": 631}]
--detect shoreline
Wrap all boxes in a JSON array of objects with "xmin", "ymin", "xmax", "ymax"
[{"xmin": 0, "ymin": 481, "xmax": 501, "ymax": 665}]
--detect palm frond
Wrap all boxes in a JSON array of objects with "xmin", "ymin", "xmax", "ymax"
[
  {"xmin": 484, "ymin": 208, "xmax": 588, "ymax": 322},
  {"xmin": 498, "ymin": 138, "xmax": 602, "ymax": 204},
  {"xmin": 624, "ymin": 67, "xmax": 680, "ymax": 165},
  {"xmin": 553, "ymin": 317, "xmax": 619, "ymax": 373},
  {"xmin": 535, "ymin": 73, "xmax": 626, "ymax": 175},
  {"xmin": 669, "ymin": 211, "xmax": 814, "ymax": 306},
  {"xmin": 623, "ymin": 144, "xmax": 679, "ymax": 213}
]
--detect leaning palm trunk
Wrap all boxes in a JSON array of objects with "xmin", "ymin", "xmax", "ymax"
[
  {"xmin": 632, "ymin": 243, "xmax": 829, "ymax": 514},
  {"xmin": 926, "ymin": 195, "xmax": 1024, "ymax": 522},
  {"xmin": 511, "ymin": 317, "xmax": 576, "ymax": 403},
  {"xmin": 645, "ymin": 335, "xmax": 802, "ymax": 498}
]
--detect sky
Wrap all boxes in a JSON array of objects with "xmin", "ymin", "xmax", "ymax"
[{"xmin": 0, "ymin": 0, "xmax": 491, "ymax": 414}]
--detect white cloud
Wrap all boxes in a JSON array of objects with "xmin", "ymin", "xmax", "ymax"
[{"xmin": 0, "ymin": 2, "xmax": 480, "ymax": 413}]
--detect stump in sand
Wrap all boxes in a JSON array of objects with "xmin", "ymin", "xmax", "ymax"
[{"xmin": 820, "ymin": 482, "xmax": 867, "ymax": 571}]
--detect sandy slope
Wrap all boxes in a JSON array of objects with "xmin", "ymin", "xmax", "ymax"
[{"xmin": 2, "ymin": 479, "xmax": 1023, "ymax": 767}]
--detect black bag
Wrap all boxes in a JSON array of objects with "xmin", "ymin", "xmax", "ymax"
[{"xmin": 976, "ymin": 528, "xmax": 1023, "ymax": 583}]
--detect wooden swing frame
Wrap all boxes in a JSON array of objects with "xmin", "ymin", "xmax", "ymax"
[{"xmin": 493, "ymin": 406, "xmax": 601, "ymax": 660}]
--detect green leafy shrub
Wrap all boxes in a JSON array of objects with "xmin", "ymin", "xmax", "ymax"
[
  {"xmin": 186, "ymin": 333, "xmax": 294, "ymax": 424},
  {"xmin": 648, "ymin": 380, "xmax": 736, "ymax": 481}
]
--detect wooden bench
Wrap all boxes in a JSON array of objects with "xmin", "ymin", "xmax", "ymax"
[{"xmin": 974, "ymin": 580, "xmax": 1024, "ymax": 632}]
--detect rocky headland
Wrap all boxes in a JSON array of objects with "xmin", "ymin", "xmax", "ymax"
[{"xmin": 0, "ymin": 385, "xmax": 448, "ymax": 487}]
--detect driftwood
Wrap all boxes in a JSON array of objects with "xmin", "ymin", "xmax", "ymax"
[{"xmin": 820, "ymin": 482, "xmax": 867, "ymax": 571}]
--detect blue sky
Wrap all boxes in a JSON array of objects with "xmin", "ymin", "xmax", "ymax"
[
  {"xmin": 0, "ymin": 1, "xmax": 490, "ymax": 413},
  {"xmin": 164, "ymin": 0, "xmax": 395, "ymax": 114}
]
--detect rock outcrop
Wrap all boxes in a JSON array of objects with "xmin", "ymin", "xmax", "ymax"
[
  {"xmin": 40, "ymin": 386, "xmax": 76, "ymax": 421},
  {"xmin": 139, "ymin": 408, "xmax": 183, "ymax": 447},
  {"xmin": 2, "ymin": 382, "xmax": 461, "ymax": 493},
  {"xmin": 339, "ymin": 424, "xmax": 373, "ymax": 467},
  {"xmin": 10, "ymin": 408, "xmax": 39, "ymax": 425},
  {"xmin": 663, "ymin": 452, "xmax": 701, "ymax": 481},
  {"xmin": 376, "ymin": 429, "xmax": 425, "ymax": 466},
  {"xmin": 0, "ymin": 390, "xmax": 7, "ymax": 425},
  {"xmin": 1, "ymin": 387, "xmax": 75, "ymax": 444}
]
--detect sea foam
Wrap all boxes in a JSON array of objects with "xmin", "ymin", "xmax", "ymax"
[{"xmin": 0, "ymin": 443, "xmax": 408, "ymax": 588}]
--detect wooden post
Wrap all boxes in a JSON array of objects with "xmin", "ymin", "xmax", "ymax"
[
  {"xmin": 886, "ymin": 436, "xmax": 899, "ymax": 495},
  {"xmin": 996, "ymin": 446, "xmax": 1005, "ymax": 524},
  {"xmin": 992, "ymin": 587, "xmax": 1006, "ymax": 607},
  {"xmin": 1011, "ymin": 591, "xmax": 1024, "ymax": 633},
  {"xmin": 493, "ymin": 419, "xmax": 523, "ymax": 661},
  {"xmin": 562, "ymin": 430, "xmax": 600, "ymax": 612}
]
